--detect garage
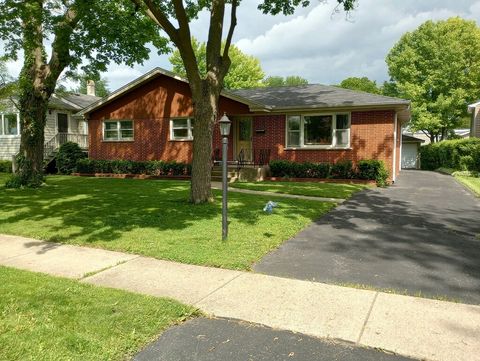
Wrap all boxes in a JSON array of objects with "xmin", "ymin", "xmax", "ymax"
[{"xmin": 401, "ymin": 134, "xmax": 424, "ymax": 169}]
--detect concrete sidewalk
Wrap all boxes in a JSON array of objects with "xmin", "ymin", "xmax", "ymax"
[
  {"xmin": 1, "ymin": 234, "xmax": 479, "ymax": 361},
  {"xmin": 211, "ymin": 181, "xmax": 345, "ymax": 203}
]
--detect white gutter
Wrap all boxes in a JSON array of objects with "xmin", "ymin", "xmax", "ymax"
[{"xmin": 393, "ymin": 112, "xmax": 398, "ymax": 182}]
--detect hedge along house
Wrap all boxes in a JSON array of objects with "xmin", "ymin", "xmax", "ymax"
[{"xmin": 79, "ymin": 68, "xmax": 411, "ymax": 181}]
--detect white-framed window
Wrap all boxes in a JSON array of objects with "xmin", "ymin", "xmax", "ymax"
[
  {"xmin": 286, "ymin": 113, "xmax": 350, "ymax": 148},
  {"xmin": 170, "ymin": 118, "xmax": 194, "ymax": 141},
  {"xmin": 0, "ymin": 113, "xmax": 20, "ymax": 137},
  {"xmin": 103, "ymin": 120, "xmax": 134, "ymax": 141}
]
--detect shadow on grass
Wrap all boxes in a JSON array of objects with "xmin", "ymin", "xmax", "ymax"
[{"xmin": 0, "ymin": 176, "xmax": 332, "ymax": 269}]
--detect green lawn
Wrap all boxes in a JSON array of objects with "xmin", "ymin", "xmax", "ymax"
[
  {"xmin": 0, "ymin": 172, "xmax": 10, "ymax": 185},
  {"xmin": 0, "ymin": 176, "xmax": 333, "ymax": 270},
  {"xmin": 0, "ymin": 266, "xmax": 196, "ymax": 361},
  {"xmin": 230, "ymin": 180, "xmax": 368, "ymax": 199},
  {"xmin": 455, "ymin": 175, "xmax": 480, "ymax": 196}
]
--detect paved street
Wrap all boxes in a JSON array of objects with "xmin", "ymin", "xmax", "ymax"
[{"xmin": 134, "ymin": 318, "xmax": 414, "ymax": 361}]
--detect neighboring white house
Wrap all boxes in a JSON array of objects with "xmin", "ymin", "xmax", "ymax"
[
  {"xmin": 467, "ymin": 101, "xmax": 480, "ymax": 138},
  {"xmin": 0, "ymin": 90, "xmax": 100, "ymax": 161}
]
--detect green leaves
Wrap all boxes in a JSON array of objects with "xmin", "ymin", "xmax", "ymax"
[
  {"xmin": 169, "ymin": 37, "xmax": 265, "ymax": 89},
  {"xmin": 338, "ymin": 77, "xmax": 381, "ymax": 94},
  {"xmin": 386, "ymin": 17, "xmax": 480, "ymax": 140}
]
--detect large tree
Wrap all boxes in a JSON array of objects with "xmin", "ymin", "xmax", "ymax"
[
  {"xmin": 0, "ymin": 0, "xmax": 165, "ymax": 186},
  {"xmin": 386, "ymin": 17, "xmax": 480, "ymax": 142},
  {"xmin": 264, "ymin": 75, "xmax": 309, "ymax": 87},
  {"xmin": 338, "ymin": 76, "xmax": 381, "ymax": 94},
  {"xmin": 133, "ymin": 0, "xmax": 356, "ymax": 203},
  {"xmin": 170, "ymin": 37, "xmax": 264, "ymax": 89}
]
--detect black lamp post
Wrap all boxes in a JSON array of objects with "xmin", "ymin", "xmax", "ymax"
[{"xmin": 219, "ymin": 113, "xmax": 231, "ymax": 241}]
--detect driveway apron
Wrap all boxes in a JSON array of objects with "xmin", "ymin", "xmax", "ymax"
[{"xmin": 254, "ymin": 171, "xmax": 480, "ymax": 304}]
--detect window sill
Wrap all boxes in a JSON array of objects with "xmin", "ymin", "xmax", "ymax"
[
  {"xmin": 0, "ymin": 135, "xmax": 20, "ymax": 138},
  {"xmin": 169, "ymin": 139, "xmax": 193, "ymax": 142},
  {"xmin": 284, "ymin": 146, "xmax": 352, "ymax": 151},
  {"xmin": 102, "ymin": 139, "xmax": 134, "ymax": 143}
]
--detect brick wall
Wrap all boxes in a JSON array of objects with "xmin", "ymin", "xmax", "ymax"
[
  {"xmin": 251, "ymin": 110, "xmax": 397, "ymax": 178},
  {"xmin": 88, "ymin": 74, "xmax": 249, "ymax": 163},
  {"xmin": 87, "ymin": 73, "xmax": 399, "ymax": 179}
]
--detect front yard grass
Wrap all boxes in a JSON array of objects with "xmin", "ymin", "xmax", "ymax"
[
  {"xmin": 0, "ymin": 172, "xmax": 10, "ymax": 185},
  {"xmin": 0, "ymin": 176, "xmax": 334, "ymax": 269},
  {"xmin": 230, "ymin": 180, "xmax": 368, "ymax": 199},
  {"xmin": 0, "ymin": 266, "xmax": 196, "ymax": 361},
  {"xmin": 455, "ymin": 175, "xmax": 480, "ymax": 196}
]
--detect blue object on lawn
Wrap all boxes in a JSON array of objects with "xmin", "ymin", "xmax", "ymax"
[{"xmin": 263, "ymin": 201, "xmax": 278, "ymax": 214}]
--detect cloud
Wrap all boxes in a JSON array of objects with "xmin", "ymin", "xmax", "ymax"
[
  {"xmin": 3, "ymin": 1, "xmax": 480, "ymax": 91},
  {"xmin": 235, "ymin": 0, "xmax": 480, "ymax": 84}
]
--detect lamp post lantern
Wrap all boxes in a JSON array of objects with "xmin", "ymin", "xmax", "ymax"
[{"xmin": 219, "ymin": 113, "xmax": 231, "ymax": 241}]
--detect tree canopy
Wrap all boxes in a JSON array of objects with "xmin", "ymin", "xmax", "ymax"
[
  {"xmin": 0, "ymin": 0, "xmax": 165, "ymax": 186},
  {"xmin": 338, "ymin": 77, "xmax": 381, "ymax": 94},
  {"xmin": 386, "ymin": 17, "xmax": 480, "ymax": 142},
  {"xmin": 170, "ymin": 37, "xmax": 264, "ymax": 89},
  {"xmin": 263, "ymin": 75, "xmax": 309, "ymax": 87}
]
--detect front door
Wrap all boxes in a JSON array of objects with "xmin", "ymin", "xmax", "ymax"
[
  {"xmin": 235, "ymin": 117, "xmax": 253, "ymax": 162},
  {"xmin": 57, "ymin": 113, "xmax": 69, "ymax": 133}
]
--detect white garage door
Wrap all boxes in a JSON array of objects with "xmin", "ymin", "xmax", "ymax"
[{"xmin": 402, "ymin": 143, "xmax": 418, "ymax": 169}]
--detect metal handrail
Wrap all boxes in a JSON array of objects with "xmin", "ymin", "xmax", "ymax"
[{"xmin": 44, "ymin": 133, "xmax": 88, "ymax": 159}]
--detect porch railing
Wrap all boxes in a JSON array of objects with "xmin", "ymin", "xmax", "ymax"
[
  {"xmin": 212, "ymin": 147, "xmax": 271, "ymax": 169},
  {"xmin": 44, "ymin": 132, "xmax": 88, "ymax": 159}
]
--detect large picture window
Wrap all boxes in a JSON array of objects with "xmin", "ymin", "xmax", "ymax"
[
  {"xmin": 286, "ymin": 113, "xmax": 350, "ymax": 148},
  {"xmin": 0, "ymin": 113, "xmax": 20, "ymax": 136},
  {"xmin": 170, "ymin": 118, "xmax": 194, "ymax": 140},
  {"xmin": 103, "ymin": 120, "xmax": 134, "ymax": 141}
]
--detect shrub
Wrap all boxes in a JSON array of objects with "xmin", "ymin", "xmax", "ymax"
[
  {"xmin": 357, "ymin": 160, "xmax": 389, "ymax": 187},
  {"xmin": 4, "ymin": 155, "xmax": 44, "ymax": 188},
  {"xmin": 75, "ymin": 159, "xmax": 192, "ymax": 176},
  {"xmin": 330, "ymin": 160, "xmax": 354, "ymax": 179},
  {"xmin": 420, "ymin": 138, "xmax": 480, "ymax": 171},
  {"xmin": 0, "ymin": 160, "xmax": 12, "ymax": 173},
  {"xmin": 56, "ymin": 142, "xmax": 86, "ymax": 174}
]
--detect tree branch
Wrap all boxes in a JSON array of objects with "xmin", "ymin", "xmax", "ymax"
[
  {"xmin": 223, "ymin": 0, "xmax": 238, "ymax": 59},
  {"xmin": 46, "ymin": 6, "xmax": 80, "ymax": 94},
  {"xmin": 133, "ymin": 0, "xmax": 179, "ymax": 42},
  {"xmin": 206, "ymin": 0, "xmax": 225, "ymax": 74}
]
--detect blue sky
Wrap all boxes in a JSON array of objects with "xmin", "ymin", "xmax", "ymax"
[{"xmin": 5, "ymin": 0, "xmax": 480, "ymax": 91}]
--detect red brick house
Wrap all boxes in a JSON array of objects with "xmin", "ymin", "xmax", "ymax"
[{"xmin": 79, "ymin": 68, "xmax": 411, "ymax": 181}]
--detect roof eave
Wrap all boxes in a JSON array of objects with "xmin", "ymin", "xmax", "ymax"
[
  {"xmin": 265, "ymin": 102, "xmax": 411, "ymax": 113},
  {"xmin": 78, "ymin": 67, "xmax": 268, "ymax": 117}
]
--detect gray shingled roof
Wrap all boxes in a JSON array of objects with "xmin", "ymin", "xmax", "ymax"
[
  {"xmin": 230, "ymin": 84, "xmax": 410, "ymax": 110},
  {"xmin": 49, "ymin": 93, "xmax": 101, "ymax": 111}
]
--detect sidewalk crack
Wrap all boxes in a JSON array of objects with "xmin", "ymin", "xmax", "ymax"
[
  {"xmin": 193, "ymin": 272, "xmax": 244, "ymax": 306},
  {"xmin": 356, "ymin": 291, "xmax": 379, "ymax": 344}
]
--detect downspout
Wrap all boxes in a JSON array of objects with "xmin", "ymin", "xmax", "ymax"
[{"xmin": 392, "ymin": 112, "xmax": 398, "ymax": 183}]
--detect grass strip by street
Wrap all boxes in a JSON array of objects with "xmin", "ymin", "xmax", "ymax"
[
  {"xmin": 0, "ymin": 175, "xmax": 334, "ymax": 270},
  {"xmin": 0, "ymin": 266, "xmax": 197, "ymax": 361},
  {"xmin": 455, "ymin": 175, "xmax": 480, "ymax": 196},
  {"xmin": 230, "ymin": 180, "xmax": 368, "ymax": 199}
]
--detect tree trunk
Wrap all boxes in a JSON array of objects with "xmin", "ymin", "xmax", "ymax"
[
  {"xmin": 17, "ymin": 87, "xmax": 49, "ymax": 186},
  {"xmin": 190, "ymin": 83, "xmax": 219, "ymax": 204}
]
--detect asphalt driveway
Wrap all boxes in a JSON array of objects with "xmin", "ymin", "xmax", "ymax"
[{"xmin": 255, "ymin": 171, "xmax": 480, "ymax": 304}]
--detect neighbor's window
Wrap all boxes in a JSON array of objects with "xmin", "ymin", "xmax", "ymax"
[
  {"xmin": 286, "ymin": 113, "xmax": 350, "ymax": 148},
  {"xmin": 170, "ymin": 118, "xmax": 194, "ymax": 140},
  {"xmin": 103, "ymin": 120, "xmax": 134, "ymax": 141},
  {"xmin": 0, "ymin": 113, "xmax": 20, "ymax": 136}
]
